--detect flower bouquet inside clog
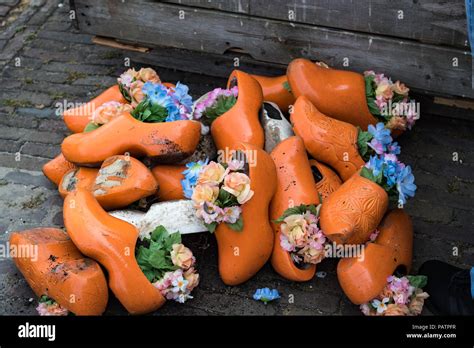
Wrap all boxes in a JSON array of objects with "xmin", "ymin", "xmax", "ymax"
[
  {"xmin": 136, "ymin": 225, "xmax": 199, "ymax": 303},
  {"xmin": 360, "ymin": 275, "xmax": 429, "ymax": 316}
]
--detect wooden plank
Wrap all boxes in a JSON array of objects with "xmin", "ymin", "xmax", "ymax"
[
  {"xmin": 92, "ymin": 36, "xmax": 149, "ymax": 52},
  {"xmin": 161, "ymin": 0, "xmax": 469, "ymax": 48},
  {"xmin": 161, "ymin": 0, "xmax": 250, "ymax": 13},
  {"xmin": 74, "ymin": 0, "xmax": 474, "ymax": 98}
]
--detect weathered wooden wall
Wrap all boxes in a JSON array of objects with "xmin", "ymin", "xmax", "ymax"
[{"xmin": 72, "ymin": 0, "xmax": 473, "ymax": 99}]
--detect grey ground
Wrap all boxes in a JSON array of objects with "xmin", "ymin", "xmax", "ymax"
[{"xmin": 0, "ymin": 0, "xmax": 472, "ymax": 316}]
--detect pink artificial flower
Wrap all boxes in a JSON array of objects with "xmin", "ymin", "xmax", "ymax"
[
  {"xmin": 375, "ymin": 95, "xmax": 387, "ymax": 112},
  {"xmin": 369, "ymin": 229, "xmax": 380, "ymax": 242},
  {"xmin": 364, "ymin": 70, "xmax": 376, "ymax": 77},
  {"xmin": 280, "ymin": 233, "xmax": 295, "ymax": 252},
  {"xmin": 227, "ymin": 159, "xmax": 245, "ymax": 171},
  {"xmin": 196, "ymin": 202, "xmax": 223, "ymax": 224},
  {"xmin": 368, "ymin": 139, "xmax": 384, "ymax": 155},
  {"xmin": 221, "ymin": 206, "xmax": 241, "ymax": 224},
  {"xmin": 36, "ymin": 302, "xmax": 69, "ymax": 316}
]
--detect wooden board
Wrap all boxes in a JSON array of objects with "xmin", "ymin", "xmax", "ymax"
[
  {"xmin": 73, "ymin": 0, "xmax": 474, "ymax": 99},
  {"xmin": 163, "ymin": 0, "xmax": 469, "ymax": 48}
]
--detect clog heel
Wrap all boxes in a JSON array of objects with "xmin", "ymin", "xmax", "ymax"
[
  {"xmin": 270, "ymin": 136, "xmax": 319, "ymax": 281},
  {"xmin": 63, "ymin": 189, "xmax": 165, "ymax": 314},
  {"xmin": 42, "ymin": 154, "xmax": 77, "ymax": 186},
  {"xmin": 287, "ymin": 58, "xmax": 377, "ymax": 130},
  {"xmin": 151, "ymin": 165, "xmax": 185, "ymax": 201},
  {"xmin": 250, "ymin": 74, "xmax": 294, "ymax": 113},
  {"xmin": 291, "ymin": 95, "xmax": 364, "ymax": 181},
  {"xmin": 337, "ymin": 209, "xmax": 413, "ymax": 304},
  {"xmin": 211, "ymin": 70, "xmax": 264, "ymax": 154}
]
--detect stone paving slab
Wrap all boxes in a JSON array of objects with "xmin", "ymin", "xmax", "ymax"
[{"xmin": 0, "ymin": 0, "xmax": 472, "ymax": 315}]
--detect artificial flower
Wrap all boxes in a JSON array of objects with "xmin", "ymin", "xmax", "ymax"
[
  {"xmin": 183, "ymin": 159, "xmax": 209, "ymax": 186},
  {"xmin": 130, "ymin": 80, "xmax": 146, "ymax": 105},
  {"xmin": 368, "ymin": 123, "xmax": 392, "ymax": 147},
  {"xmin": 375, "ymin": 82, "xmax": 393, "ymax": 100},
  {"xmin": 36, "ymin": 300, "xmax": 69, "ymax": 316},
  {"xmin": 90, "ymin": 101, "xmax": 132, "ymax": 125},
  {"xmin": 280, "ymin": 214, "xmax": 308, "ymax": 248},
  {"xmin": 253, "ymin": 288, "xmax": 280, "ymax": 304},
  {"xmin": 192, "ymin": 184, "xmax": 219, "ymax": 205},
  {"xmin": 198, "ymin": 161, "xmax": 226, "ymax": 186},
  {"xmin": 396, "ymin": 165, "xmax": 417, "ymax": 205},
  {"xmin": 221, "ymin": 206, "xmax": 241, "ymax": 224},
  {"xmin": 392, "ymin": 81, "xmax": 409, "ymax": 96},
  {"xmin": 118, "ymin": 68, "xmax": 139, "ymax": 88},
  {"xmin": 222, "ymin": 172, "xmax": 254, "ymax": 204},
  {"xmin": 171, "ymin": 243, "xmax": 195, "ymax": 270},
  {"xmin": 372, "ymin": 297, "xmax": 390, "ymax": 314},
  {"xmin": 138, "ymin": 67, "xmax": 160, "ymax": 83},
  {"xmin": 184, "ymin": 267, "xmax": 200, "ymax": 291},
  {"xmin": 195, "ymin": 202, "xmax": 223, "ymax": 224}
]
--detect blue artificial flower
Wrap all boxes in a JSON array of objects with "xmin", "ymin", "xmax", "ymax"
[
  {"xmin": 368, "ymin": 123, "xmax": 392, "ymax": 147},
  {"xmin": 382, "ymin": 158, "xmax": 398, "ymax": 187},
  {"xmin": 181, "ymin": 178, "xmax": 194, "ymax": 199},
  {"xmin": 142, "ymin": 82, "xmax": 173, "ymax": 107},
  {"xmin": 182, "ymin": 159, "xmax": 208, "ymax": 186},
  {"xmin": 396, "ymin": 165, "xmax": 417, "ymax": 205},
  {"xmin": 164, "ymin": 103, "xmax": 181, "ymax": 122},
  {"xmin": 388, "ymin": 141, "xmax": 401, "ymax": 155},
  {"xmin": 172, "ymin": 82, "xmax": 193, "ymax": 113},
  {"xmin": 253, "ymin": 288, "xmax": 280, "ymax": 304},
  {"xmin": 365, "ymin": 155, "xmax": 384, "ymax": 177}
]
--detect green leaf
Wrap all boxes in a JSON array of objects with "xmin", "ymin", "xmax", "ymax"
[
  {"xmin": 227, "ymin": 217, "xmax": 243, "ymax": 231},
  {"xmin": 203, "ymin": 95, "xmax": 237, "ymax": 121},
  {"xmin": 151, "ymin": 225, "xmax": 168, "ymax": 243},
  {"xmin": 365, "ymin": 75, "xmax": 375, "ymax": 97},
  {"xmin": 282, "ymin": 80, "xmax": 292, "ymax": 93},
  {"xmin": 163, "ymin": 232, "xmax": 181, "ymax": 251},
  {"xmin": 83, "ymin": 122, "xmax": 100, "ymax": 133},
  {"xmin": 119, "ymin": 83, "xmax": 132, "ymax": 103},
  {"xmin": 131, "ymin": 99, "xmax": 168, "ymax": 123},
  {"xmin": 274, "ymin": 204, "xmax": 320, "ymax": 223},
  {"xmin": 147, "ymin": 249, "xmax": 168, "ymax": 269},
  {"xmin": 216, "ymin": 188, "xmax": 238, "ymax": 207},
  {"xmin": 359, "ymin": 166, "xmax": 376, "ymax": 183},
  {"xmin": 357, "ymin": 127, "xmax": 373, "ymax": 160},
  {"xmin": 204, "ymin": 222, "xmax": 217, "ymax": 233},
  {"xmin": 407, "ymin": 275, "xmax": 428, "ymax": 289},
  {"xmin": 367, "ymin": 98, "xmax": 381, "ymax": 116},
  {"xmin": 39, "ymin": 295, "xmax": 55, "ymax": 305}
]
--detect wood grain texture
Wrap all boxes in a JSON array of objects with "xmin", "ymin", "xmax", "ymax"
[
  {"xmin": 73, "ymin": 0, "xmax": 474, "ymax": 98},
  {"xmin": 162, "ymin": 0, "xmax": 469, "ymax": 48}
]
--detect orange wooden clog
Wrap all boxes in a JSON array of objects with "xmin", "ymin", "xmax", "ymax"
[
  {"xmin": 63, "ymin": 85, "xmax": 126, "ymax": 133},
  {"xmin": 59, "ymin": 167, "xmax": 98, "ymax": 198},
  {"xmin": 270, "ymin": 136, "xmax": 319, "ymax": 281},
  {"xmin": 320, "ymin": 172, "xmax": 388, "ymax": 245},
  {"xmin": 250, "ymin": 74, "xmax": 294, "ymax": 113},
  {"xmin": 211, "ymin": 70, "xmax": 264, "ymax": 154},
  {"xmin": 287, "ymin": 58, "xmax": 377, "ymax": 130},
  {"xmin": 10, "ymin": 227, "xmax": 108, "ymax": 315},
  {"xmin": 42, "ymin": 154, "xmax": 77, "ymax": 186},
  {"xmin": 60, "ymin": 156, "xmax": 158, "ymax": 210},
  {"xmin": 61, "ymin": 113, "xmax": 201, "ymax": 166},
  {"xmin": 63, "ymin": 189, "xmax": 165, "ymax": 315},
  {"xmin": 337, "ymin": 209, "xmax": 413, "ymax": 304},
  {"xmin": 215, "ymin": 143, "xmax": 276, "ymax": 285},
  {"xmin": 151, "ymin": 165, "xmax": 185, "ymax": 201},
  {"xmin": 308, "ymin": 159, "xmax": 342, "ymax": 200},
  {"xmin": 291, "ymin": 95, "xmax": 365, "ymax": 181}
]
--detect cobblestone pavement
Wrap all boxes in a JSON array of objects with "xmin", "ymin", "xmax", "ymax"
[{"xmin": 0, "ymin": 0, "xmax": 473, "ymax": 316}]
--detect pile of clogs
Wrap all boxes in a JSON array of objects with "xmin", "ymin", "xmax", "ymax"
[{"xmin": 10, "ymin": 58, "xmax": 416, "ymax": 315}]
